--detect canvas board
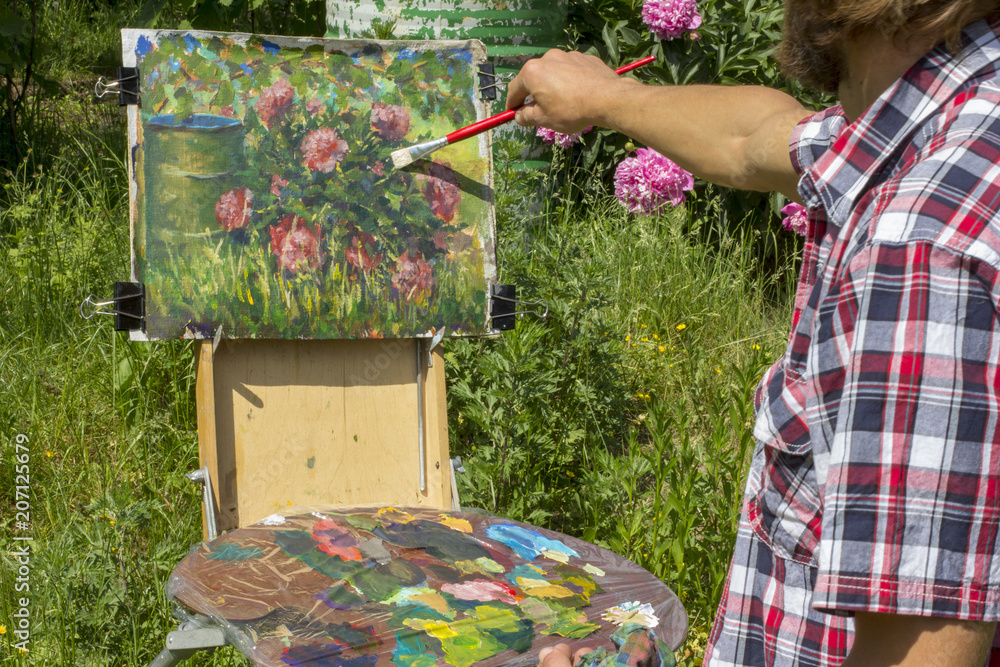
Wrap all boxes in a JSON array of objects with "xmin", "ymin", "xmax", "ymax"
[{"xmin": 123, "ymin": 29, "xmax": 496, "ymax": 340}]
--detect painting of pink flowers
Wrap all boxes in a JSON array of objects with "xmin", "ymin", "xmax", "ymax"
[{"xmin": 125, "ymin": 30, "xmax": 496, "ymax": 340}]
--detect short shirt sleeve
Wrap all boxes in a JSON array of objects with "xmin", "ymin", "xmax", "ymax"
[{"xmin": 789, "ymin": 105, "xmax": 849, "ymax": 177}]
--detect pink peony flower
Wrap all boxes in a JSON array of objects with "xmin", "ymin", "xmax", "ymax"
[
  {"xmin": 305, "ymin": 98, "xmax": 325, "ymax": 116},
  {"xmin": 419, "ymin": 160, "xmax": 462, "ymax": 222},
  {"xmin": 215, "ymin": 187, "xmax": 254, "ymax": 231},
  {"xmin": 311, "ymin": 518, "xmax": 361, "ymax": 561},
  {"xmin": 536, "ymin": 125, "xmax": 593, "ymax": 148},
  {"xmin": 301, "ymin": 128, "xmax": 349, "ymax": 173},
  {"xmin": 536, "ymin": 127, "xmax": 557, "ymax": 144},
  {"xmin": 392, "ymin": 251, "xmax": 435, "ymax": 303},
  {"xmin": 269, "ymin": 213, "xmax": 324, "ymax": 274},
  {"xmin": 614, "ymin": 147, "xmax": 694, "ymax": 215},
  {"xmin": 642, "ymin": 0, "xmax": 702, "ymax": 40},
  {"xmin": 270, "ymin": 174, "xmax": 288, "ymax": 197},
  {"xmin": 371, "ymin": 160, "xmax": 386, "ymax": 177},
  {"xmin": 255, "ymin": 78, "xmax": 294, "ymax": 128},
  {"xmin": 370, "ymin": 103, "xmax": 411, "ymax": 142},
  {"xmin": 345, "ymin": 230, "xmax": 383, "ymax": 272},
  {"xmin": 780, "ymin": 202, "xmax": 809, "ymax": 236}
]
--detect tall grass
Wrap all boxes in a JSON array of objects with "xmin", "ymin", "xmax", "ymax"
[
  {"xmin": 0, "ymin": 139, "xmax": 243, "ymax": 665},
  {"xmin": 447, "ymin": 142, "xmax": 798, "ymax": 662}
]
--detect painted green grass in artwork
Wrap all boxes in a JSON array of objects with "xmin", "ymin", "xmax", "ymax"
[{"xmin": 143, "ymin": 229, "xmax": 487, "ymax": 338}]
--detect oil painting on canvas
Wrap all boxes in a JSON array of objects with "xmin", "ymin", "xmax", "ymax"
[{"xmin": 123, "ymin": 29, "xmax": 495, "ymax": 340}]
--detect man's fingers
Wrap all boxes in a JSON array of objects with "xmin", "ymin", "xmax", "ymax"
[
  {"xmin": 572, "ymin": 647, "xmax": 595, "ymax": 664},
  {"xmin": 538, "ymin": 643, "xmax": 573, "ymax": 667},
  {"xmin": 514, "ymin": 101, "xmax": 540, "ymax": 127}
]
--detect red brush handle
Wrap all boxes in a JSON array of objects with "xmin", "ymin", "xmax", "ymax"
[{"xmin": 444, "ymin": 55, "xmax": 656, "ymax": 145}]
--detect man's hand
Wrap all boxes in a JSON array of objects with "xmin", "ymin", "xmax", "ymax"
[
  {"xmin": 844, "ymin": 612, "xmax": 995, "ymax": 666},
  {"xmin": 503, "ymin": 49, "xmax": 810, "ymax": 199},
  {"xmin": 505, "ymin": 50, "xmax": 636, "ymax": 133}
]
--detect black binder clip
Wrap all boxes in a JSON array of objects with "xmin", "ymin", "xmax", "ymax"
[
  {"xmin": 479, "ymin": 64, "xmax": 497, "ymax": 100},
  {"xmin": 79, "ymin": 282, "xmax": 145, "ymax": 332},
  {"xmin": 490, "ymin": 284, "xmax": 548, "ymax": 331},
  {"xmin": 94, "ymin": 67, "xmax": 139, "ymax": 106}
]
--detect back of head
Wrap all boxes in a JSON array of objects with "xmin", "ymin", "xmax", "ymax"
[{"xmin": 777, "ymin": 0, "xmax": 1000, "ymax": 92}]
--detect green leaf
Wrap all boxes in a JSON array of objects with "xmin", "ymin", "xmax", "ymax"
[
  {"xmin": 136, "ymin": 0, "xmax": 170, "ymax": 28},
  {"xmin": 601, "ymin": 23, "xmax": 619, "ymax": 65},
  {"xmin": 0, "ymin": 15, "xmax": 31, "ymax": 38},
  {"xmin": 619, "ymin": 27, "xmax": 640, "ymax": 47}
]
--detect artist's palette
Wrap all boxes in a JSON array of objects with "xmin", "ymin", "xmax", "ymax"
[{"xmin": 168, "ymin": 507, "xmax": 687, "ymax": 667}]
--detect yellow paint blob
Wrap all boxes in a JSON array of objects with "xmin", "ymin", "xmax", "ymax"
[
  {"xmin": 406, "ymin": 618, "xmax": 458, "ymax": 640},
  {"xmin": 437, "ymin": 513, "xmax": 473, "ymax": 533},
  {"xmin": 541, "ymin": 549, "xmax": 571, "ymax": 563},
  {"xmin": 377, "ymin": 507, "xmax": 415, "ymax": 523}
]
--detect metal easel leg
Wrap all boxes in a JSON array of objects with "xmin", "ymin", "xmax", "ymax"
[{"xmin": 148, "ymin": 624, "xmax": 228, "ymax": 667}]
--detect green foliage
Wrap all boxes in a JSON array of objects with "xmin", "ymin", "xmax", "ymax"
[
  {"xmin": 138, "ymin": 0, "xmax": 325, "ymax": 36},
  {"xmin": 557, "ymin": 0, "xmax": 836, "ymax": 230}
]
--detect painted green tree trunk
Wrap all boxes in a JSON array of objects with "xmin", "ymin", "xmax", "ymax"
[{"xmin": 143, "ymin": 114, "xmax": 246, "ymax": 245}]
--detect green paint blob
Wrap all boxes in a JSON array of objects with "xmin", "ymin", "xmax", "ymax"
[
  {"xmin": 392, "ymin": 629, "xmax": 441, "ymax": 667},
  {"xmin": 307, "ymin": 456, "xmax": 315, "ymax": 469},
  {"xmin": 205, "ymin": 542, "xmax": 263, "ymax": 561},
  {"xmin": 344, "ymin": 514, "xmax": 380, "ymax": 531}
]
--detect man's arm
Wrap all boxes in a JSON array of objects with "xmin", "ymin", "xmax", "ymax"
[
  {"xmin": 844, "ymin": 613, "xmax": 995, "ymax": 666},
  {"xmin": 505, "ymin": 50, "xmax": 811, "ymax": 201},
  {"xmin": 536, "ymin": 614, "xmax": 995, "ymax": 667}
]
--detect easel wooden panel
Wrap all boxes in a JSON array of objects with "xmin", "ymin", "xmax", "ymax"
[{"xmin": 196, "ymin": 339, "xmax": 451, "ymax": 534}]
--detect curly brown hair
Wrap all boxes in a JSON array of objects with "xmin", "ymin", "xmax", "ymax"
[{"xmin": 777, "ymin": 0, "xmax": 1000, "ymax": 92}]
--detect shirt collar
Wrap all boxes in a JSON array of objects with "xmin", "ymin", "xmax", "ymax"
[{"xmin": 799, "ymin": 18, "xmax": 1000, "ymax": 222}]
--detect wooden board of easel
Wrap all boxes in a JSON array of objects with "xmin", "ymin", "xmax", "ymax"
[{"xmin": 196, "ymin": 339, "xmax": 451, "ymax": 534}]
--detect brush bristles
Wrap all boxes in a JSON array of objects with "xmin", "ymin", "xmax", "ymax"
[
  {"xmin": 390, "ymin": 147, "xmax": 416, "ymax": 170},
  {"xmin": 390, "ymin": 137, "xmax": 449, "ymax": 170}
]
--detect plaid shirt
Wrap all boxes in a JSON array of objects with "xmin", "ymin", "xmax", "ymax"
[{"xmin": 706, "ymin": 17, "xmax": 1000, "ymax": 666}]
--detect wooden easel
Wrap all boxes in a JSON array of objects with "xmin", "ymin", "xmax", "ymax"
[{"xmin": 195, "ymin": 338, "xmax": 452, "ymax": 535}]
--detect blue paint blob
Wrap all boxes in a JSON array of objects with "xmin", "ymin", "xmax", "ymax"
[
  {"xmin": 168, "ymin": 55, "xmax": 180, "ymax": 72},
  {"xmin": 504, "ymin": 563, "xmax": 548, "ymax": 587},
  {"xmin": 240, "ymin": 63, "xmax": 253, "ymax": 76},
  {"xmin": 397, "ymin": 48, "xmax": 419, "ymax": 61},
  {"xmin": 262, "ymin": 40, "xmax": 282, "ymax": 56},
  {"xmin": 135, "ymin": 35, "xmax": 154, "ymax": 57},
  {"xmin": 485, "ymin": 524, "xmax": 579, "ymax": 561},
  {"xmin": 183, "ymin": 33, "xmax": 200, "ymax": 54},
  {"xmin": 281, "ymin": 641, "xmax": 378, "ymax": 667}
]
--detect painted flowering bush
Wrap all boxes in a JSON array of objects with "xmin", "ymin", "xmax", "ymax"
[
  {"xmin": 371, "ymin": 103, "xmax": 411, "ymax": 142},
  {"xmin": 215, "ymin": 187, "xmax": 254, "ymax": 232},
  {"xmin": 136, "ymin": 33, "xmax": 489, "ymax": 339},
  {"xmin": 269, "ymin": 214, "xmax": 325, "ymax": 274},
  {"xmin": 614, "ymin": 147, "xmax": 694, "ymax": 215},
  {"xmin": 392, "ymin": 251, "xmax": 435, "ymax": 304}
]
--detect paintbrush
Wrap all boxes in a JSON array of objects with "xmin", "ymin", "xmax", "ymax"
[{"xmin": 390, "ymin": 55, "xmax": 656, "ymax": 169}]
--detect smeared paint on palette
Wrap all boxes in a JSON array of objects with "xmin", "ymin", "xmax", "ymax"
[{"xmin": 169, "ymin": 507, "xmax": 687, "ymax": 667}]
